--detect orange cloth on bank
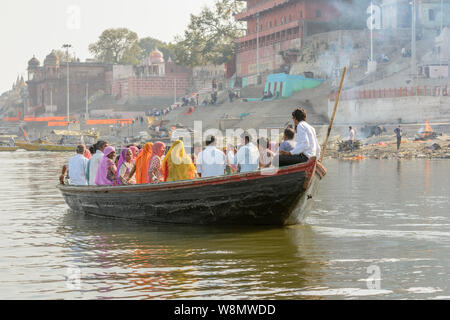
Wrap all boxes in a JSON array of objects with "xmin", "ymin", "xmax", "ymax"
[
  {"xmin": 162, "ymin": 140, "xmax": 197, "ymax": 182},
  {"xmin": 134, "ymin": 143, "xmax": 153, "ymax": 184}
]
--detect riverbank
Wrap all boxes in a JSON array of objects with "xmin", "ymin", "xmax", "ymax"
[{"xmin": 325, "ymin": 134, "xmax": 450, "ymax": 160}]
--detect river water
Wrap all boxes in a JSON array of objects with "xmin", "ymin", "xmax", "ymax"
[{"xmin": 0, "ymin": 151, "xmax": 449, "ymax": 300}]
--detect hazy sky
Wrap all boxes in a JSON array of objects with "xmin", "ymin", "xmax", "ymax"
[{"xmin": 0, "ymin": 0, "xmax": 217, "ymax": 93}]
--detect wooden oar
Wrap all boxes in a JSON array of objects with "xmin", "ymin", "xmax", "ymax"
[{"xmin": 320, "ymin": 67, "xmax": 347, "ymax": 163}]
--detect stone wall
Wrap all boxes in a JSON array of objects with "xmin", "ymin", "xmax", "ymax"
[
  {"xmin": 112, "ymin": 75, "xmax": 190, "ymax": 98},
  {"xmin": 329, "ymin": 96, "xmax": 450, "ymax": 125}
]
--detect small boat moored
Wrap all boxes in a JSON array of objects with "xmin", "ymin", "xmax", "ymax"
[{"xmin": 0, "ymin": 135, "xmax": 19, "ymax": 152}]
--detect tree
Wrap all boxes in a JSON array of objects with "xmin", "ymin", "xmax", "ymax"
[
  {"xmin": 173, "ymin": 0, "xmax": 245, "ymax": 67},
  {"xmin": 89, "ymin": 28, "xmax": 142, "ymax": 65},
  {"xmin": 138, "ymin": 37, "xmax": 176, "ymax": 61}
]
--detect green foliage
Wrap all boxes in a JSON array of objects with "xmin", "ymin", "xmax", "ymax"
[
  {"xmin": 89, "ymin": 28, "xmax": 142, "ymax": 65},
  {"xmin": 138, "ymin": 37, "xmax": 176, "ymax": 61},
  {"xmin": 173, "ymin": 0, "xmax": 245, "ymax": 67}
]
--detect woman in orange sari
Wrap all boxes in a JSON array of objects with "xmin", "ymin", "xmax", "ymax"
[
  {"xmin": 162, "ymin": 140, "xmax": 197, "ymax": 182},
  {"xmin": 129, "ymin": 142, "xmax": 153, "ymax": 184}
]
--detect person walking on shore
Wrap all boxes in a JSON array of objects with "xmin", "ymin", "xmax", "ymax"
[
  {"xmin": 394, "ymin": 126, "xmax": 403, "ymax": 151},
  {"xmin": 348, "ymin": 126, "xmax": 356, "ymax": 152}
]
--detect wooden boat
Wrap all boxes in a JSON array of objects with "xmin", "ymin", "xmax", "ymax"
[
  {"xmin": 0, "ymin": 146, "xmax": 19, "ymax": 152},
  {"xmin": 0, "ymin": 135, "xmax": 19, "ymax": 152},
  {"xmin": 58, "ymin": 158, "xmax": 327, "ymax": 226},
  {"xmin": 16, "ymin": 141, "xmax": 76, "ymax": 152},
  {"xmin": 16, "ymin": 130, "xmax": 99, "ymax": 152}
]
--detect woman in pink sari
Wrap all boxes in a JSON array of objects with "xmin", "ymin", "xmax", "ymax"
[
  {"xmin": 147, "ymin": 142, "xmax": 166, "ymax": 183},
  {"xmin": 94, "ymin": 146, "xmax": 117, "ymax": 186}
]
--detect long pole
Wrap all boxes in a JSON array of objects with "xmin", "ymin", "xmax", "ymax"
[
  {"xmin": 63, "ymin": 44, "xmax": 72, "ymax": 129},
  {"xmin": 174, "ymin": 78, "xmax": 177, "ymax": 104},
  {"xmin": 370, "ymin": 1, "xmax": 374, "ymax": 63},
  {"xmin": 256, "ymin": 13, "xmax": 260, "ymax": 81},
  {"xmin": 320, "ymin": 67, "xmax": 347, "ymax": 163},
  {"xmin": 85, "ymin": 83, "xmax": 89, "ymax": 121},
  {"xmin": 440, "ymin": 0, "xmax": 444, "ymax": 82},
  {"xmin": 411, "ymin": 0, "xmax": 416, "ymax": 83}
]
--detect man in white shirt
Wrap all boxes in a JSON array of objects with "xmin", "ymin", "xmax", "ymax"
[
  {"xmin": 87, "ymin": 141, "xmax": 108, "ymax": 185},
  {"xmin": 196, "ymin": 136, "xmax": 226, "ymax": 178},
  {"xmin": 68, "ymin": 145, "xmax": 89, "ymax": 186},
  {"xmin": 235, "ymin": 134, "xmax": 260, "ymax": 173},
  {"xmin": 348, "ymin": 126, "xmax": 356, "ymax": 152},
  {"xmin": 278, "ymin": 108, "xmax": 321, "ymax": 166}
]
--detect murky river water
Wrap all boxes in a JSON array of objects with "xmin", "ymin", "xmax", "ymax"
[{"xmin": 1, "ymin": 151, "xmax": 449, "ymax": 300}]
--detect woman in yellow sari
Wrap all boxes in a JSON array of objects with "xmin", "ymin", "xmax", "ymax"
[
  {"xmin": 130, "ymin": 142, "xmax": 153, "ymax": 184},
  {"xmin": 162, "ymin": 140, "xmax": 197, "ymax": 182}
]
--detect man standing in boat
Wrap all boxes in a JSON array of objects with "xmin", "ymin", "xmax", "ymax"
[
  {"xmin": 196, "ymin": 136, "xmax": 227, "ymax": 178},
  {"xmin": 68, "ymin": 145, "xmax": 89, "ymax": 186},
  {"xmin": 278, "ymin": 108, "xmax": 321, "ymax": 167}
]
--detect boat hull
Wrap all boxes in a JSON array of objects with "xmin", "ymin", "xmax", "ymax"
[
  {"xmin": 58, "ymin": 160, "xmax": 326, "ymax": 226},
  {"xmin": 0, "ymin": 147, "xmax": 19, "ymax": 152}
]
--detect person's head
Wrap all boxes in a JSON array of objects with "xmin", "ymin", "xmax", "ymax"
[
  {"xmin": 284, "ymin": 128, "xmax": 295, "ymax": 141},
  {"xmin": 349, "ymin": 126, "xmax": 352, "ymax": 131},
  {"xmin": 257, "ymin": 137, "xmax": 269, "ymax": 149},
  {"xmin": 244, "ymin": 134, "xmax": 251, "ymax": 145},
  {"xmin": 292, "ymin": 108, "xmax": 307, "ymax": 126},
  {"xmin": 97, "ymin": 140, "xmax": 108, "ymax": 153},
  {"xmin": 76, "ymin": 144, "xmax": 86, "ymax": 155},
  {"xmin": 104, "ymin": 146, "xmax": 116, "ymax": 160},
  {"xmin": 205, "ymin": 136, "xmax": 216, "ymax": 147},
  {"xmin": 89, "ymin": 145, "xmax": 96, "ymax": 155},
  {"xmin": 152, "ymin": 142, "xmax": 166, "ymax": 158},
  {"xmin": 120, "ymin": 148, "xmax": 132, "ymax": 163}
]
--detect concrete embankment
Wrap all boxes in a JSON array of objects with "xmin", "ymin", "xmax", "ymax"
[
  {"xmin": 331, "ymin": 96, "xmax": 450, "ymax": 125},
  {"xmin": 325, "ymin": 134, "xmax": 450, "ymax": 161}
]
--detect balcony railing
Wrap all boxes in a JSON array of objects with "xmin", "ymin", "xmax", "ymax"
[
  {"xmin": 235, "ymin": 0, "xmax": 292, "ymax": 21},
  {"xmin": 237, "ymin": 20, "xmax": 301, "ymax": 43}
]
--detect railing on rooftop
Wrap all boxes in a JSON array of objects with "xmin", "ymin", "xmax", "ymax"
[
  {"xmin": 329, "ymin": 86, "xmax": 450, "ymax": 101},
  {"xmin": 235, "ymin": 0, "xmax": 292, "ymax": 20}
]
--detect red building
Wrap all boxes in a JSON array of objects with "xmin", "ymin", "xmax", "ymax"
[
  {"xmin": 235, "ymin": 0, "xmax": 340, "ymax": 81},
  {"xmin": 27, "ymin": 51, "xmax": 113, "ymax": 115},
  {"xmin": 112, "ymin": 50, "xmax": 192, "ymax": 99}
]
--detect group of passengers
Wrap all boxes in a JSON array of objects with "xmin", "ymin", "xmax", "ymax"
[{"xmin": 62, "ymin": 108, "xmax": 321, "ymax": 186}]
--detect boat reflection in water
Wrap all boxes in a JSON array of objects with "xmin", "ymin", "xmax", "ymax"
[{"xmin": 60, "ymin": 212, "xmax": 325, "ymax": 299}]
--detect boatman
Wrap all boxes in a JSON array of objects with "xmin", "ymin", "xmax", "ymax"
[
  {"xmin": 87, "ymin": 141, "xmax": 108, "ymax": 186},
  {"xmin": 196, "ymin": 136, "xmax": 227, "ymax": 178},
  {"xmin": 68, "ymin": 145, "xmax": 89, "ymax": 186},
  {"xmin": 278, "ymin": 108, "xmax": 321, "ymax": 167}
]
